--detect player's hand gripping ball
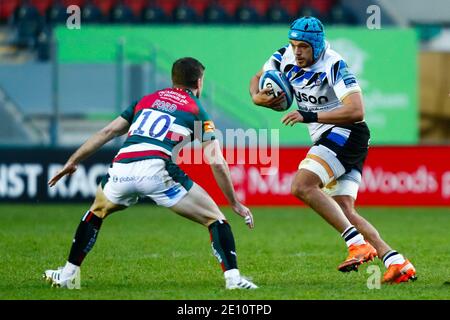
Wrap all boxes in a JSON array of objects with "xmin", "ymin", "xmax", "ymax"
[{"xmin": 258, "ymin": 70, "xmax": 293, "ymax": 111}]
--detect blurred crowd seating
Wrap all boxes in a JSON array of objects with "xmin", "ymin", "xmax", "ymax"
[
  {"xmin": 0, "ymin": 0, "xmax": 359, "ymax": 53},
  {"xmin": 1, "ymin": 0, "xmax": 359, "ymax": 24}
]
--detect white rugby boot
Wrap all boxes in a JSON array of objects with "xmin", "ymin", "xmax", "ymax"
[
  {"xmin": 43, "ymin": 266, "xmax": 81, "ymax": 289},
  {"xmin": 224, "ymin": 269, "xmax": 258, "ymax": 290}
]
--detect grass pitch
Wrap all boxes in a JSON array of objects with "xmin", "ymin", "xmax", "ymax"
[{"xmin": 0, "ymin": 204, "xmax": 449, "ymax": 300}]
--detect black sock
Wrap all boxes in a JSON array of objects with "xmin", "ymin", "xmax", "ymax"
[
  {"xmin": 68, "ymin": 211, "xmax": 103, "ymax": 266},
  {"xmin": 208, "ymin": 220, "xmax": 238, "ymax": 271}
]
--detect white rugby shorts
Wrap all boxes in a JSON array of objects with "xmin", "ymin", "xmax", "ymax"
[
  {"xmin": 101, "ymin": 159, "xmax": 193, "ymax": 207},
  {"xmin": 298, "ymin": 144, "xmax": 362, "ymax": 200}
]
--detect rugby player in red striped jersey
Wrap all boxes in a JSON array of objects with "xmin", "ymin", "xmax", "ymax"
[{"xmin": 44, "ymin": 57, "xmax": 257, "ymax": 290}]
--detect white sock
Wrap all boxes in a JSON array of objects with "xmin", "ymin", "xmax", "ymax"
[
  {"xmin": 62, "ymin": 261, "xmax": 79, "ymax": 278},
  {"xmin": 224, "ymin": 269, "xmax": 240, "ymax": 281},
  {"xmin": 341, "ymin": 226, "xmax": 366, "ymax": 247},
  {"xmin": 383, "ymin": 250, "xmax": 406, "ymax": 268}
]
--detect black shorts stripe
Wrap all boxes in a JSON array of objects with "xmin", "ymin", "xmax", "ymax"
[{"xmin": 315, "ymin": 122, "xmax": 370, "ymax": 173}]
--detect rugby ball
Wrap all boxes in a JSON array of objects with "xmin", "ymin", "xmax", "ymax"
[{"xmin": 258, "ymin": 70, "xmax": 293, "ymax": 111}]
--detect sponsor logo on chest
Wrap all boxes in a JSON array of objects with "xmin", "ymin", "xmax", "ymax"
[{"xmin": 294, "ymin": 92, "xmax": 329, "ymax": 105}]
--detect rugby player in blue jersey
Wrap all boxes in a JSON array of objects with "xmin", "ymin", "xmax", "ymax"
[{"xmin": 250, "ymin": 17, "xmax": 416, "ymax": 284}]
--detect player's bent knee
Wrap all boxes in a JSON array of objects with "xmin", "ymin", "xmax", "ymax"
[
  {"xmin": 334, "ymin": 196, "xmax": 356, "ymax": 216},
  {"xmin": 204, "ymin": 217, "xmax": 222, "ymax": 228},
  {"xmin": 89, "ymin": 184, "xmax": 127, "ymax": 219},
  {"xmin": 291, "ymin": 183, "xmax": 303, "ymax": 198},
  {"xmin": 89, "ymin": 199, "xmax": 108, "ymax": 219},
  {"xmin": 89, "ymin": 202, "xmax": 112, "ymax": 219},
  {"xmin": 340, "ymin": 203, "xmax": 356, "ymax": 218},
  {"xmin": 291, "ymin": 182, "xmax": 316, "ymax": 200},
  {"xmin": 343, "ymin": 202, "xmax": 355, "ymax": 215},
  {"xmin": 90, "ymin": 198, "xmax": 125, "ymax": 219},
  {"xmin": 291, "ymin": 169, "xmax": 324, "ymax": 200},
  {"xmin": 90, "ymin": 208, "xmax": 108, "ymax": 219},
  {"xmin": 202, "ymin": 209, "xmax": 226, "ymax": 226}
]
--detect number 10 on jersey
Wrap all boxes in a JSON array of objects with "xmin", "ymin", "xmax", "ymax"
[{"xmin": 130, "ymin": 110, "xmax": 176, "ymax": 141}]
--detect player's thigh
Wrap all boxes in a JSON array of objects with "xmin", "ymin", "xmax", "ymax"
[
  {"xmin": 324, "ymin": 169, "xmax": 361, "ymax": 202},
  {"xmin": 295, "ymin": 144, "xmax": 346, "ymax": 190},
  {"xmin": 291, "ymin": 168, "xmax": 324, "ymax": 193},
  {"xmin": 169, "ymin": 183, "xmax": 226, "ymax": 227},
  {"xmin": 92, "ymin": 162, "xmax": 144, "ymax": 218},
  {"xmin": 89, "ymin": 184, "xmax": 127, "ymax": 218}
]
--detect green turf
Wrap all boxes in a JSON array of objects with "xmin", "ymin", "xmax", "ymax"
[{"xmin": 0, "ymin": 205, "xmax": 449, "ymax": 300}]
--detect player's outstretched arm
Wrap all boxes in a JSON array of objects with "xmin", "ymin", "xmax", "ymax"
[
  {"xmin": 202, "ymin": 139, "xmax": 254, "ymax": 229},
  {"xmin": 48, "ymin": 116, "xmax": 130, "ymax": 187},
  {"xmin": 249, "ymin": 69, "xmax": 286, "ymax": 111}
]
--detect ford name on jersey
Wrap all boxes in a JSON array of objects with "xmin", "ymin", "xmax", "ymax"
[{"xmin": 263, "ymin": 42, "xmax": 362, "ymax": 142}]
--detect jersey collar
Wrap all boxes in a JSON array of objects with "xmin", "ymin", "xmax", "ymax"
[{"xmin": 173, "ymin": 87, "xmax": 195, "ymax": 96}]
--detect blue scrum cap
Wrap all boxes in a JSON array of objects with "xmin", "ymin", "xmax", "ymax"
[{"xmin": 288, "ymin": 16, "xmax": 325, "ymax": 61}]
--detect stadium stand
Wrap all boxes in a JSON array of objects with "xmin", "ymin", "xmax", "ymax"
[
  {"xmin": 141, "ymin": 3, "xmax": 168, "ymax": 23},
  {"xmin": 4, "ymin": 0, "xmax": 449, "ymax": 146},
  {"xmin": 203, "ymin": 1, "xmax": 230, "ymax": 24},
  {"xmin": 327, "ymin": 2, "xmax": 358, "ymax": 25},
  {"xmin": 0, "ymin": 0, "xmax": 21, "ymax": 23},
  {"xmin": 110, "ymin": 1, "xmax": 136, "ymax": 23},
  {"xmin": 11, "ymin": 1, "xmax": 44, "ymax": 48},
  {"xmin": 46, "ymin": 2, "xmax": 69, "ymax": 25},
  {"xmin": 1, "ymin": 0, "xmax": 350, "ymax": 28},
  {"xmin": 80, "ymin": 1, "xmax": 104, "ymax": 23},
  {"xmin": 0, "ymin": 85, "xmax": 45, "ymax": 145},
  {"xmin": 1, "ymin": 0, "xmax": 358, "ymax": 54},
  {"xmin": 172, "ymin": 0, "xmax": 200, "ymax": 23}
]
